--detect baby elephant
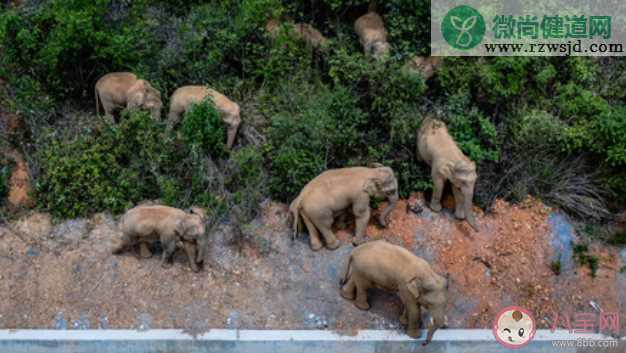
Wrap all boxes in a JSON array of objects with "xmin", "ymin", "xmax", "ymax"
[
  {"xmin": 354, "ymin": 11, "xmax": 390, "ymax": 59},
  {"xmin": 168, "ymin": 86, "xmax": 241, "ymax": 149},
  {"xmin": 112, "ymin": 205, "xmax": 207, "ymax": 272},
  {"xmin": 340, "ymin": 240, "xmax": 448, "ymax": 344},
  {"xmin": 95, "ymin": 72, "xmax": 163, "ymax": 122},
  {"xmin": 417, "ymin": 117, "xmax": 478, "ymax": 230},
  {"xmin": 290, "ymin": 165, "xmax": 399, "ymax": 251}
]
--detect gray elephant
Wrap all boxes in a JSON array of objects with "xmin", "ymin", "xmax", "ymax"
[
  {"xmin": 112, "ymin": 205, "xmax": 208, "ymax": 272},
  {"xmin": 340, "ymin": 240, "xmax": 448, "ymax": 344},
  {"xmin": 289, "ymin": 164, "xmax": 399, "ymax": 250},
  {"xmin": 417, "ymin": 117, "xmax": 479, "ymax": 231},
  {"xmin": 95, "ymin": 72, "xmax": 163, "ymax": 122},
  {"xmin": 168, "ymin": 86, "xmax": 241, "ymax": 149},
  {"xmin": 354, "ymin": 11, "xmax": 390, "ymax": 59}
]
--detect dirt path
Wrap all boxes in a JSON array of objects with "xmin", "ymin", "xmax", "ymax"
[{"xmin": 0, "ymin": 196, "xmax": 624, "ymax": 334}]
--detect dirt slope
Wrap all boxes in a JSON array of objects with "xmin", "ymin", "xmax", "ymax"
[{"xmin": 0, "ymin": 196, "xmax": 624, "ymax": 334}]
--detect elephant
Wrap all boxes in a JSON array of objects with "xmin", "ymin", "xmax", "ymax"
[
  {"xmin": 417, "ymin": 117, "xmax": 479, "ymax": 231},
  {"xmin": 265, "ymin": 19, "xmax": 329, "ymax": 50},
  {"xmin": 289, "ymin": 164, "xmax": 399, "ymax": 251},
  {"xmin": 112, "ymin": 205, "xmax": 208, "ymax": 272},
  {"xmin": 95, "ymin": 72, "xmax": 162, "ymax": 121},
  {"xmin": 354, "ymin": 11, "xmax": 390, "ymax": 59},
  {"xmin": 403, "ymin": 56, "xmax": 443, "ymax": 81},
  {"xmin": 340, "ymin": 240, "xmax": 448, "ymax": 344},
  {"xmin": 168, "ymin": 86, "xmax": 241, "ymax": 149}
]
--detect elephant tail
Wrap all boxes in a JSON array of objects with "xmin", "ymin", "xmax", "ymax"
[
  {"xmin": 340, "ymin": 255, "xmax": 353, "ymax": 286},
  {"xmin": 289, "ymin": 196, "xmax": 301, "ymax": 241}
]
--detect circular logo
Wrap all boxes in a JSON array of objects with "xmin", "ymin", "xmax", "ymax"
[
  {"xmin": 441, "ymin": 5, "xmax": 486, "ymax": 50},
  {"xmin": 493, "ymin": 306, "xmax": 537, "ymax": 349}
]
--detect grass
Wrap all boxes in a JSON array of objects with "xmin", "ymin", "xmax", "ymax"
[
  {"xmin": 572, "ymin": 243, "xmax": 599, "ymax": 278},
  {"xmin": 550, "ymin": 256, "xmax": 562, "ymax": 276}
]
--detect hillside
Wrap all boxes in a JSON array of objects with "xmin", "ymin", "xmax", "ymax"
[{"xmin": 0, "ymin": 197, "xmax": 624, "ymax": 332}]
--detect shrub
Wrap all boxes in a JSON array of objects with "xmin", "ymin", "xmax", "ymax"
[
  {"xmin": 35, "ymin": 111, "xmax": 183, "ymax": 217},
  {"xmin": 265, "ymin": 83, "xmax": 367, "ymax": 200},
  {"xmin": 0, "ymin": 0, "xmax": 159, "ymax": 99},
  {"xmin": 382, "ymin": 0, "xmax": 431, "ymax": 58},
  {"xmin": 0, "ymin": 161, "xmax": 12, "ymax": 205},
  {"xmin": 181, "ymin": 98, "xmax": 227, "ymax": 159}
]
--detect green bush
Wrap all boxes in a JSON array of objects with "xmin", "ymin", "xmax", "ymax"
[
  {"xmin": 35, "ymin": 111, "xmax": 183, "ymax": 217},
  {"xmin": 0, "ymin": 0, "xmax": 158, "ymax": 99},
  {"xmin": 1, "ymin": 0, "xmax": 624, "ymax": 225},
  {"xmin": 0, "ymin": 161, "xmax": 13, "ymax": 205},
  {"xmin": 181, "ymin": 99, "xmax": 227, "ymax": 159},
  {"xmin": 265, "ymin": 83, "xmax": 367, "ymax": 200}
]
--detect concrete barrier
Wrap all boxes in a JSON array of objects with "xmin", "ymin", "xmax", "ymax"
[{"xmin": 0, "ymin": 329, "xmax": 623, "ymax": 353}]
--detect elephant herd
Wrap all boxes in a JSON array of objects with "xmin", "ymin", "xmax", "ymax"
[
  {"xmin": 94, "ymin": 72, "xmax": 241, "ymax": 149},
  {"xmin": 110, "ymin": 116, "xmax": 476, "ymax": 344},
  {"xmin": 102, "ymin": 4, "xmax": 477, "ymax": 344}
]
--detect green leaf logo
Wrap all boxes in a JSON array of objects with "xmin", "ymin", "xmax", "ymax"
[{"xmin": 442, "ymin": 5, "xmax": 485, "ymax": 50}]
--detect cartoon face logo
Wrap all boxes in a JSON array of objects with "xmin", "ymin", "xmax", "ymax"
[{"xmin": 493, "ymin": 306, "xmax": 536, "ymax": 349}]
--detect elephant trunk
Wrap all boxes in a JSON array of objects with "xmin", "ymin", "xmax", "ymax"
[
  {"xmin": 423, "ymin": 306, "xmax": 446, "ymax": 346},
  {"xmin": 196, "ymin": 236, "xmax": 209, "ymax": 264},
  {"xmin": 378, "ymin": 191, "xmax": 398, "ymax": 227},
  {"xmin": 424, "ymin": 317, "xmax": 443, "ymax": 345},
  {"xmin": 464, "ymin": 189, "xmax": 478, "ymax": 231},
  {"xmin": 226, "ymin": 124, "xmax": 238, "ymax": 150},
  {"xmin": 151, "ymin": 107, "xmax": 161, "ymax": 121}
]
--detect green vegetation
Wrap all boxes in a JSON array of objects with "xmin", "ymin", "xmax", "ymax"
[
  {"xmin": 550, "ymin": 257, "xmax": 561, "ymax": 276},
  {"xmin": 573, "ymin": 243, "xmax": 599, "ymax": 277},
  {"xmin": 0, "ymin": 0, "xmax": 624, "ymax": 229},
  {"xmin": 0, "ymin": 161, "xmax": 12, "ymax": 205}
]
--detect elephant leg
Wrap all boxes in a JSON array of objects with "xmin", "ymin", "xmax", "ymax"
[
  {"xmin": 405, "ymin": 302, "xmax": 422, "ymax": 338},
  {"xmin": 182, "ymin": 241, "xmax": 200, "ymax": 272},
  {"xmin": 452, "ymin": 185, "xmax": 465, "ymax": 219},
  {"xmin": 167, "ymin": 109, "xmax": 182, "ymax": 129},
  {"xmin": 430, "ymin": 173, "xmax": 444, "ymax": 212},
  {"xmin": 300, "ymin": 212, "xmax": 323, "ymax": 251},
  {"xmin": 352, "ymin": 205, "xmax": 370, "ymax": 246},
  {"xmin": 315, "ymin": 215, "xmax": 340, "ymax": 250},
  {"xmin": 340, "ymin": 277, "xmax": 356, "ymax": 301},
  {"xmin": 160, "ymin": 240, "xmax": 177, "ymax": 268},
  {"xmin": 400, "ymin": 306, "xmax": 408, "ymax": 325},
  {"xmin": 226, "ymin": 125, "xmax": 238, "ymax": 150},
  {"xmin": 354, "ymin": 278, "xmax": 370, "ymax": 310},
  {"xmin": 139, "ymin": 242, "xmax": 152, "ymax": 258},
  {"xmin": 101, "ymin": 100, "xmax": 117, "ymax": 123}
]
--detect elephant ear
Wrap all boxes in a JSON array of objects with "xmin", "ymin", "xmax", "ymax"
[
  {"xmin": 362, "ymin": 178, "xmax": 379, "ymax": 195},
  {"xmin": 175, "ymin": 218, "xmax": 195, "ymax": 241},
  {"xmin": 453, "ymin": 160, "xmax": 477, "ymax": 185},
  {"xmin": 439, "ymin": 160, "xmax": 455, "ymax": 181},
  {"xmin": 454, "ymin": 160, "xmax": 476, "ymax": 175},
  {"xmin": 406, "ymin": 277, "xmax": 421, "ymax": 299}
]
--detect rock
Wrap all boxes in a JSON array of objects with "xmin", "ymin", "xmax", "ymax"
[
  {"xmin": 54, "ymin": 312, "xmax": 67, "ymax": 330},
  {"xmin": 71, "ymin": 313, "xmax": 90, "ymax": 330}
]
